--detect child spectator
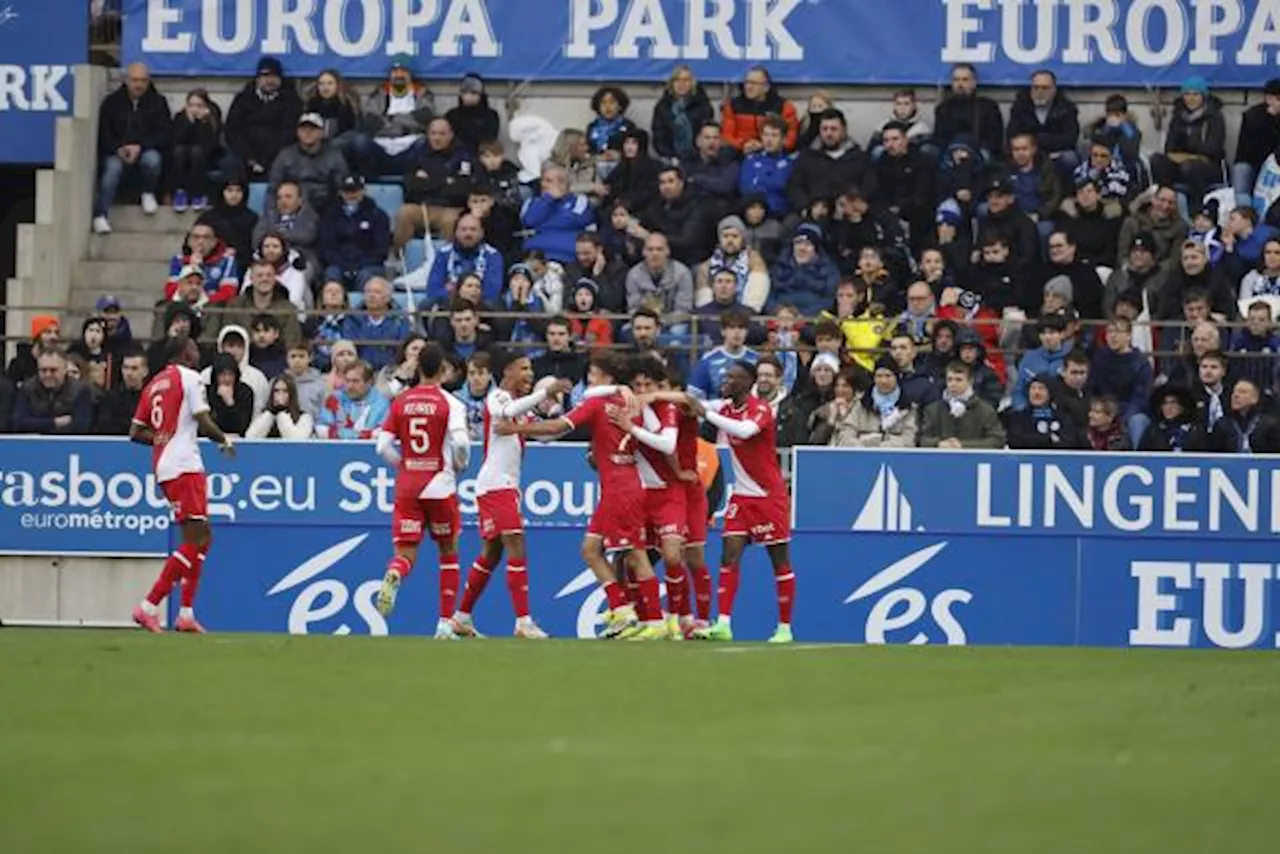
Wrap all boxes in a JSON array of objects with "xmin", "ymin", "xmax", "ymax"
[
  {"xmin": 302, "ymin": 70, "xmax": 361, "ymax": 155},
  {"xmin": 852, "ymin": 246, "xmax": 904, "ymax": 315},
  {"xmin": 206, "ymin": 352, "xmax": 255, "ymax": 436},
  {"xmin": 455, "ymin": 350, "xmax": 495, "ymax": 440},
  {"xmin": 601, "ymin": 201, "xmax": 646, "ymax": 269},
  {"xmin": 587, "ymin": 86, "xmax": 637, "ymax": 172},
  {"xmin": 68, "ymin": 316, "xmax": 113, "ymax": 388},
  {"xmin": 1228, "ymin": 300, "xmax": 1280, "ymax": 395},
  {"xmin": 871, "ymin": 89, "xmax": 931, "ymax": 154},
  {"xmin": 1087, "ymin": 94, "xmax": 1142, "ymax": 167},
  {"xmin": 477, "ymin": 140, "xmax": 524, "ymax": 213},
  {"xmin": 285, "ymin": 341, "xmax": 326, "ymax": 417},
  {"xmin": 249, "ymin": 314, "xmax": 287, "ymax": 380},
  {"xmin": 1074, "ymin": 138, "xmax": 1133, "ymax": 203},
  {"xmin": 954, "ymin": 328, "xmax": 1004, "ymax": 408},
  {"xmin": 445, "ymin": 74, "xmax": 499, "ymax": 154},
  {"xmin": 742, "ymin": 195, "xmax": 785, "ymax": 265},
  {"xmin": 247, "ymin": 374, "xmax": 316, "ymax": 439},
  {"xmin": 1187, "ymin": 199, "xmax": 1225, "ymax": 266},
  {"xmin": 1086, "ymin": 396, "xmax": 1131, "ymax": 451},
  {"xmin": 169, "ymin": 89, "xmax": 221, "ymax": 212},
  {"xmin": 324, "ymin": 339, "xmax": 358, "ymax": 395},
  {"xmin": 568, "ymin": 277, "xmax": 614, "ymax": 352}
]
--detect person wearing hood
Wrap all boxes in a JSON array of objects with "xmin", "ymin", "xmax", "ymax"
[
  {"xmin": 937, "ymin": 136, "xmax": 984, "ymax": 215},
  {"xmin": 223, "ymin": 56, "xmax": 303, "ymax": 179},
  {"xmin": 1117, "ymin": 185, "xmax": 1188, "ymax": 271},
  {"xmin": 214, "ymin": 259, "xmax": 304, "ymax": 345},
  {"xmin": 445, "ymin": 74, "xmax": 499, "ymax": 154},
  {"xmin": 924, "ymin": 318, "xmax": 959, "ymax": 378},
  {"xmin": 1088, "ymin": 317, "xmax": 1153, "ymax": 446},
  {"xmin": 1233, "ymin": 79, "xmax": 1280, "ymax": 208},
  {"xmin": 146, "ymin": 302, "xmax": 202, "ymax": 376},
  {"xmin": 396, "ymin": 116, "xmax": 475, "ymax": 248},
  {"xmin": 267, "ymin": 112, "xmax": 350, "ymax": 216},
  {"xmin": 68, "ymin": 316, "xmax": 114, "ymax": 388},
  {"xmin": 682, "ymin": 123, "xmax": 740, "ymax": 211},
  {"xmin": 1006, "ymin": 70, "xmax": 1081, "ymax": 171},
  {"xmin": 602, "ymin": 127, "xmax": 661, "ymax": 213},
  {"xmin": 1138, "ymin": 385, "xmax": 1201, "ymax": 451},
  {"xmin": 721, "ymin": 66, "xmax": 800, "ymax": 153},
  {"xmin": 954, "ymin": 327, "xmax": 1004, "ymax": 408},
  {"xmin": 1012, "ymin": 313, "xmax": 1073, "ymax": 411},
  {"xmin": 833, "ymin": 359, "xmax": 919, "ymax": 448},
  {"xmin": 201, "ymin": 177, "xmax": 259, "ymax": 265},
  {"xmin": 284, "ymin": 340, "xmax": 326, "ymax": 418},
  {"xmin": 1200, "ymin": 378, "xmax": 1280, "ymax": 453},
  {"xmin": 425, "ymin": 211, "xmax": 504, "ymax": 304},
  {"xmin": 6, "ymin": 315, "xmax": 62, "ymax": 386},
  {"xmin": 566, "ymin": 277, "xmax": 613, "ymax": 351},
  {"xmin": 93, "ymin": 63, "xmax": 170, "ymax": 234},
  {"xmin": 737, "ymin": 117, "xmax": 795, "ymax": 218},
  {"xmin": 787, "ymin": 109, "xmax": 874, "ymax": 216},
  {"xmin": 768, "ymin": 223, "xmax": 840, "ymax": 318},
  {"xmin": 651, "ymin": 67, "xmax": 715, "ymax": 161},
  {"xmin": 205, "ymin": 352, "xmax": 255, "ymax": 436},
  {"xmin": 200, "ymin": 325, "xmax": 269, "ymax": 415},
  {"xmin": 920, "ymin": 360, "xmax": 1006, "ymax": 448},
  {"xmin": 1006, "ymin": 374, "xmax": 1084, "ymax": 449},
  {"xmin": 356, "ymin": 55, "xmax": 435, "ymax": 178},
  {"xmin": 522, "ymin": 162, "xmax": 597, "ymax": 264},
  {"xmin": 1150, "ymin": 77, "xmax": 1227, "ymax": 208},
  {"xmin": 933, "ymin": 64, "xmax": 1004, "ymax": 159},
  {"xmin": 1055, "ymin": 175, "xmax": 1123, "ymax": 268}
]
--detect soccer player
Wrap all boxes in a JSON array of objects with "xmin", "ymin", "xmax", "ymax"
[
  {"xmin": 496, "ymin": 354, "xmax": 666, "ymax": 640},
  {"xmin": 667, "ymin": 368, "xmax": 714, "ymax": 636},
  {"xmin": 373, "ymin": 342, "xmax": 472, "ymax": 639},
  {"xmin": 693, "ymin": 361, "xmax": 795, "ymax": 643},
  {"xmin": 452, "ymin": 354, "xmax": 572, "ymax": 639},
  {"xmin": 129, "ymin": 335, "xmax": 235, "ymax": 634}
]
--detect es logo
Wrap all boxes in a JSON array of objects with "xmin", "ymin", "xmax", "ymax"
[
  {"xmin": 267, "ymin": 534, "xmax": 388, "ymax": 635},
  {"xmin": 555, "ymin": 568, "xmax": 607, "ymax": 638},
  {"xmin": 844, "ymin": 542, "xmax": 971, "ymax": 645}
]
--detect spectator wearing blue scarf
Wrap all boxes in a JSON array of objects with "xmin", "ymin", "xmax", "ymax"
[
  {"xmin": 586, "ymin": 86, "xmax": 637, "ymax": 179},
  {"xmin": 1007, "ymin": 374, "xmax": 1083, "ymax": 449}
]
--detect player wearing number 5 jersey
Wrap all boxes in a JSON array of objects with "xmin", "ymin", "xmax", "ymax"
[
  {"xmin": 452, "ymin": 356, "xmax": 573, "ymax": 639},
  {"xmin": 129, "ymin": 336, "xmax": 235, "ymax": 634},
  {"xmin": 374, "ymin": 341, "xmax": 472, "ymax": 639}
]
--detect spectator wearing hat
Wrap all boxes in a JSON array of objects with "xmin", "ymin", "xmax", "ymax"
[
  {"xmin": 738, "ymin": 116, "xmax": 796, "ymax": 219},
  {"xmin": 6, "ymin": 315, "xmax": 61, "ymax": 386},
  {"xmin": 224, "ymin": 56, "xmax": 304, "ymax": 179},
  {"xmin": 1055, "ymin": 175, "xmax": 1123, "ymax": 268},
  {"xmin": 787, "ymin": 109, "xmax": 874, "ymax": 217},
  {"xmin": 1187, "ymin": 198, "xmax": 1226, "ymax": 266},
  {"xmin": 318, "ymin": 174, "xmax": 390, "ymax": 290},
  {"xmin": 1007, "ymin": 70, "xmax": 1081, "ymax": 174},
  {"xmin": 92, "ymin": 62, "xmax": 170, "ymax": 234},
  {"xmin": 937, "ymin": 135, "xmax": 985, "ymax": 217},
  {"xmin": 166, "ymin": 220, "xmax": 241, "ymax": 305},
  {"xmin": 1086, "ymin": 94, "xmax": 1142, "ymax": 168},
  {"xmin": 1117, "ymin": 185, "xmax": 1187, "ymax": 271},
  {"xmin": 1088, "ymin": 317, "xmax": 1153, "ymax": 445},
  {"xmin": 11, "ymin": 350, "xmax": 94, "ymax": 435},
  {"xmin": 933, "ymin": 64, "xmax": 1005, "ymax": 159},
  {"xmin": 355, "ymin": 55, "xmax": 435, "ymax": 178},
  {"xmin": 1012, "ymin": 313, "xmax": 1074, "ymax": 411},
  {"xmin": 395, "ymin": 116, "xmax": 475, "ymax": 249},
  {"xmin": 625, "ymin": 232, "xmax": 694, "ymax": 314},
  {"xmin": 424, "ymin": 211, "xmax": 504, "ymax": 305},
  {"xmin": 1015, "ymin": 284, "xmax": 1078, "ymax": 351},
  {"xmin": 267, "ymin": 112, "xmax": 349, "ymax": 216},
  {"xmin": 566, "ymin": 278, "xmax": 613, "ymax": 351},
  {"xmin": 639, "ymin": 164, "xmax": 715, "ymax": 268},
  {"xmin": 652, "ymin": 66, "xmax": 715, "ymax": 162},
  {"xmin": 445, "ymin": 75, "xmax": 499, "ymax": 154},
  {"xmin": 919, "ymin": 360, "xmax": 1006, "ymax": 448},
  {"xmin": 953, "ymin": 328, "xmax": 1003, "ymax": 408},
  {"xmin": 721, "ymin": 66, "xmax": 800, "ymax": 153},
  {"xmin": 522, "ymin": 162, "xmax": 597, "ymax": 265},
  {"xmin": 1233, "ymin": 79, "xmax": 1280, "ymax": 208},
  {"xmin": 871, "ymin": 121, "xmax": 934, "ymax": 238},
  {"xmin": 930, "ymin": 199, "xmax": 973, "ymax": 276},
  {"xmin": 1150, "ymin": 77, "xmax": 1228, "ymax": 207},
  {"xmin": 697, "ymin": 215, "xmax": 770, "ymax": 311},
  {"xmin": 1103, "ymin": 230, "xmax": 1168, "ymax": 318},
  {"xmin": 202, "ymin": 177, "xmax": 260, "ymax": 265},
  {"xmin": 1006, "ymin": 374, "xmax": 1083, "ymax": 449},
  {"xmin": 976, "ymin": 177, "xmax": 1040, "ymax": 270},
  {"xmin": 769, "ymin": 223, "xmax": 840, "ymax": 318},
  {"xmin": 145, "ymin": 303, "xmax": 202, "ymax": 375},
  {"xmin": 95, "ymin": 294, "xmax": 135, "ymax": 357}
]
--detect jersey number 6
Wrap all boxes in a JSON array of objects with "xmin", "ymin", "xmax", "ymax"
[{"xmin": 150, "ymin": 394, "xmax": 166, "ymax": 429}]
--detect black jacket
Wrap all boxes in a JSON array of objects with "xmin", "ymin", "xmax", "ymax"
[
  {"xmin": 1199, "ymin": 406, "xmax": 1280, "ymax": 454},
  {"xmin": 318, "ymin": 197, "xmax": 391, "ymax": 272},
  {"xmin": 405, "ymin": 143, "xmax": 474, "ymax": 207},
  {"xmin": 198, "ymin": 194, "xmax": 259, "ymax": 266},
  {"xmin": 0, "ymin": 376, "xmax": 13, "ymax": 432},
  {"xmin": 98, "ymin": 83, "xmax": 171, "ymax": 157},
  {"xmin": 651, "ymin": 85, "xmax": 716, "ymax": 161},
  {"xmin": 959, "ymin": 260, "xmax": 1020, "ymax": 313},
  {"xmin": 12, "ymin": 379, "xmax": 94, "ymax": 434},
  {"xmin": 445, "ymin": 89, "xmax": 501, "ymax": 153},
  {"xmin": 479, "ymin": 159, "xmax": 524, "ymax": 212},
  {"xmin": 1007, "ymin": 402, "xmax": 1085, "ymax": 449},
  {"xmin": 681, "ymin": 146, "xmax": 742, "ymax": 203},
  {"xmin": 897, "ymin": 363, "xmax": 941, "ymax": 408},
  {"xmin": 207, "ymin": 355, "xmax": 255, "ymax": 436},
  {"xmin": 1037, "ymin": 259, "xmax": 1105, "ymax": 319},
  {"xmin": 641, "ymin": 193, "xmax": 714, "ymax": 268},
  {"xmin": 1006, "ymin": 90, "xmax": 1080, "ymax": 153},
  {"xmin": 5, "ymin": 344, "xmax": 40, "ymax": 386},
  {"xmin": 1048, "ymin": 376, "xmax": 1089, "ymax": 431},
  {"xmin": 564, "ymin": 258, "xmax": 629, "ymax": 314},
  {"xmin": 787, "ymin": 144, "xmax": 874, "ymax": 213},
  {"xmin": 225, "ymin": 82, "xmax": 304, "ymax": 169},
  {"xmin": 532, "ymin": 348, "xmax": 586, "ymax": 385},
  {"xmin": 1054, "ymin": 200, "xmax": 1123, "ymax": 268},
  {"xmin": 1158, "ymin": 264, "xmax": 1238, "ymax": 321},
  {"xmin": 934, "ymin": 94, "xmax": 1005, "ymax": 157},
  {"xmin": 303, "ymin": 93, "xmax": 359, "ymax": 138},
  {"xmin": 976, "ymin": 206, "xmax": 1040, "ymax": 270},
  {"xmin": 605, "ymin": 154, "xmax": 662, "ymax": 214},
  {"xmin": 1164, "ymin": 96, "xmax": 1227, "ymax": 162},
  {"xmin": 170, "ymin": 111, "xmax": 220, "ymax": 153},
  {"xmin": 96, "ymin": 385, "xmax": 142, "ymax": 435},
  {"xmin": 871, "ymin": 149, "xmax": 933, "ymax": 218},
  {"xmin": 1236, "ymin": 102, "xmax": 1280, "ymax": 173}
]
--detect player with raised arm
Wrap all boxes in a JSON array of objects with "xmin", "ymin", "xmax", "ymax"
[
  {"xmin": 452, "ymin": 355, "xmax": 572, "ymax": 639},
  {"xmin": 693, "ymin": 360, "xmax": 795, "ymax": 643},
  {"xmin": 496, "ymin": 354, "xmax": 666, "ymax": 640},
  {"xmin": 129, "ymin": 335, "xmax": 235, "ymax": 634},
  {"xmin": 373, "ymin": 341, "xmax": 472, "ymax": 639}
]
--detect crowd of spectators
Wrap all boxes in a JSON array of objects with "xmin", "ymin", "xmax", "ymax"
[{"xmin": 14, "ymin": 58, "xmax": 1280, "ymax": 455}]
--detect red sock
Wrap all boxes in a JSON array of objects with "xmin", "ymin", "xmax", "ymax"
[
  {"xmin": 439, "ymin": 553, "xmax": 460, "ymax": 618},
  {"xmin": 458, "ymin": 555, "xmax": 496, "ymax": 614},
  {"xmin": 387, "ymin": 554, "xmax": 412, "ymax": 578},
  {"xmin": 146, "ymin": 542, "xmax": 199, "ymax": 606},
  {"xmin": 180, "ymin": 546, "xmax": 205, "ymax": 608},
  {"xmin": 717, "ymin": 563, "xmax": 740, "ymax": 618},
  {"xmin": 637, "ymin": 576, "xmax": 662, "ymax": 622},
  {"xmin": 774, "ymin": 563, "xmax": 795, "ymax": 624},
  {"xmin": 690, "ymin": 563, "xmax": 712, "ymax": 621},
  {"xmin": 603, "ymin": 581, "xmax": 629, "ymax": 610},
  {"xmin": 664, "ymin": 563, "xmax": 688, "ymax": 617},
  {"xmin": 506, "ymin": 559, "xmax": 530, "ymax": 618}
]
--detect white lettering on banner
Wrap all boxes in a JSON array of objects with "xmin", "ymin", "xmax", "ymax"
[
  {"xmin": 144, "ymin": 0, "xmax": 499, "ymax": 58},
  {"xmin": 942, "ymin": 0, "xmax": 1280, "ymax": 69},
  {"xmin": 268, "ymin": 534, "xmax": 388, "ymax": 635},
  {"xmin": 1130, "ymin": 560, "xmax": 1278, "ymax": 649},
  {"xmin": 564, "ymin": 0, "xmax": 803, "ymax": 61},
  {"xmin": 0, "ymin": 66, "xmax": 70, "ymax": 111},
  {"xmin": 844, "ymin": 543, "xmax": 970, "ymax": 645}
]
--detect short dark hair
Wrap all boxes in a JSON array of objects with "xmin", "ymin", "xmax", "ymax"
[
  {"xmin": 451, "ymin": 297, "xmax": 478, "ymax": 315},
  {"xmin": 631, "ymin": 306, "xmax": 661, "ymax": 326},
  {"xmin": 1064, "ymin": 349, "xmax": 1090, "ymax": 368},
  {"xmin": 756, "ymin": 354, "xmax": 782, "ymax": 376},
  {"xmin": 346, "ymin": 359, "xmax": 375, "ymax": 382},
  {"xmin": 813, "ymin": 319, "xmax": 842, "ymax": 341},
  {"xmin": 1248, "ymin": 300, "xmax": 1274, "ymax": 318},
  {"xmin": 980, "ymin": 231, "xmax": 1010, "ymax": 249},
  {"xmin": 120, "ymin": 343, "xmax": 147, "ymax": 362},
  {"xmin": 945, "ymin": 359, "xmax": 973, "ymax": 379},
  {"xmin": 590, "ymin": 352, "xmax": 626, "ymax": 382},
  {"xmin": 720, "ymin": 308, "xmax": 751, "ymax": 330},
  {"xmin": 546, "ymin": 314, "xmax": 571, "ymax": 333},
  {"xmin": 1232, "ymin": 205, "xmax": 1258, "ymax": 225},
  {"xmin": 249, "ymin": 313, "xmax": 280, "ymax": 332},
  {"xmin": 478, "ymin": 139, "xmax": 504, "ymax": 156},
  {"xmin": 1199, "ymin": 349, "xmax": 1228, "ymax": 368},
  {"xmin": 418, "ymin": 341, "xmax": 444, "ymax": 379},
  {"xmin": 629, "ymin": 354, "xmax": 666, "ymax": 383},
  {"xmin": 287, "ymin": 339, "xmax": 313, "ymax": 355},
  {"xmin": 575, "ymin": 231, "xmax": 602, "ymax": 248},
  {"xmin": 1182, "ymin": 288, "xmax": 1210, "ymax": 306},
  {"xmin": 818, "ymin": 108, "xmax": 846, "ymax": 127},
  {"xmin": 762, "ymin": 114, "xmax": 789, "ymax": 135},
  {"xmin": 468, "ymin": 183, "xmax": 496, "ymax": 199},
  {"xmin": 893, "ymin": 88, "xmax": 916, "ymax": 100},
  {"xmin": 468, "ymin": 350, "xmax": 493, "ymax": 371},
  {"xmin": 163, "ymin": 335, "xmax": 192, "ymax": 364}
]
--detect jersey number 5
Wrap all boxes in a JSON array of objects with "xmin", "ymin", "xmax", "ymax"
[{"xmin": 407, "ymin": 417, "xmax": 432, "ymax": 454}]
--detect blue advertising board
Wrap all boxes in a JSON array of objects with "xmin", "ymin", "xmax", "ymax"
[
  {"xmin": 125, "ymin": 0, "xmax": 1280, "ymax": 86},
  {"xmin": 0, "ymin": 0, "xmax": 84, "ymax": 163}
]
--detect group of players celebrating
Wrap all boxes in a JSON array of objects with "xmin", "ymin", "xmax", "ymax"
[{"xmin": 129, "ymin": 335, "xmax": 796, "ymax": 642}]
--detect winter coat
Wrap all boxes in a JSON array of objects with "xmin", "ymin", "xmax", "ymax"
[
  {"xmin": 768, "ymin": 245, "xmax": 840, "ymax": 318},
  {"xmin": 1199, "ymin": 406, "xmax": 1280, "ymax": 454},
  {"xmin": 247, "ymin": 409, "xmax": 315, "ymax": 439},
  {"xmin": 302, "ymin": 91, "xmax": 360, "ymax": 138},
  {"xmin": 341, "ymin": 311, "xmax": 412, "ymax": 372},
  {"xmin": 934, "ymin": 94, "xmax": 1004, "ymax": 157},
  {"xmin": 267, "ymin": 141, "xmax": 349, "ymax": 215},
  {"xmin": 738, "ymin": 151, "xmax": 795, "ymax": 217},
  {"xmin": 651, "ymin": 85, "xmax": 715, "ymax": 160},
  {"xmin": 252, "ymin": 202, "xmax": 321, "ymax": 257},
  {"xmin": 532, "ymin": 348, "xmax": 586, "ymax": 385},
  {"xmin": 1012, "ymin": 343, "xmax": 1074, "ymax": 410},
  {"xmin": 521, "ymin": 193, "xmax": 595, "ymax": 263},
  {"xmin": 827, "ymin": 392, "xmax": 917, "ymax": 447},
  {"xmin": 1087, "ymin": 114, "xmax": 1142, "ymax": 167},
  {"xmin": 1159, "ymin": 264, "xmax": 1238, "ymax": 321},
  {"xmin": 170, "ymin": 110, "xmax": 220, "ymax": 156},
  {"xmin": 897, "ymin": 363, "xmax": 941, "ymax": 408},
  {"xmin": 1088, "ymin": 347, "xmax": 1153, "ymax": 420},
  {"xmin": 200, "ymin": 196, "xmax": 259, "ymax": 265},
  {"xmin": 1104, "ymin": 263, "xmax": 1168, "ymax": 319},
  {"xmin": 919, "ymin": 395, "xmax": 1006, "ymax": 448},
  {"xmin": 97, "ymin": 83, "xmax": 171, "ymax": 157},
  {"xmin": 976, "ymin": 205, "xmax": 1040, "ymax": 270},
  {"xmin": 787, "ymin": 144, "xmax": 874, "ymax": 213},
  {"xmin": 1006, "ymin": 90, "xmax": 1081, "ymax": 154},
  {"xmin": 1054, "ymin": 198, "xmax": 1123, "ymax": 267},
  {"xmin": 588, "ymin": 115, "xmax": 638, "ymax": 156},
  {"xmin": 872, "ymin": 149, "xmax": 933, "ymax": 218},
  {"xmin": 625, "ymin": 260, "xmax": 694, "ymax": 314},
  {"xmin": 199, "ymin": 325, "xmax": 269, "ymax": 414},
  {"xmin": 604, "ymin": 153, "xmax": 662, "ymax": 214},
  {"xmin": 225, "ymin": 82, "xmax": 303, "ymax": 169},
  {"xmin": 444, "ymin": 85, "xmax": 500, "ymax": 153},
  {"xmin": 316, "ymin": 386, "xmax": 390, "ymax": 440},
  {"xmin": 426, "ymin": 241, "xmax": 505, "ymax": 304},
  {"xmin": 206, "ymin": 355, "xmax": 255, "ymax": 437},
  {"xmin": 776, "ymin": 384, "xmax": 832, "ymax": 447},
  {"xmin": 318, "ymin": 197, "xmax": 391, "ymax": 272},
  {"xmin": 682, "ymin": 146, "xmax": 741, "ymax": 203},
  {"xmin": 479, "ymin": 159, "xmax": 524, "ymax": 212},
  {"xmin": 1236, "ymin": 101, "xmax": 1280, "ymax": 173},
  {"xmin": 1138, "ymin": 386, "xmax": 1200, "ymax": 451},
  {"xmin": 404, "ymin": 142, "xmax": 474, "ymax": 207},
  {"xmin": 1036, "ymin": 259, "xmax": 1105, "ymax": 320},
  {"xmin": 641, "ymin": 194, "xmax": 715, "ymax": 267},
  {"xmin": 1164, "ymin": 95, "xmax": 1227, "ymax": 162},
  {"xmin": 362, "ymin": 84, "xmax": 435, "ymax": 138},
  {"xmin": 721, "ymin": 87, "xmax": 800, "ymax": 152},
  {"xmin": 212, "ymin": 285, "xmax": 303, "ymax": 347},
  {"xmin": 1117, "ymin": 196, "xmax": 1189, "ymax": 270},
  {"xmin": 11, "ymin": 378, "xmax": 93, "ymax": 434},
  {"xmin": 95, "ymin": 385, "xmax": 142, "ymax": 435},
  {"xmin": 1006, "ymin": 157, "xmax": 1063, "ymax": 222},
  {"xmin": 1006, "ymin": 402, "xmax": 1084, "ymax": 450}
]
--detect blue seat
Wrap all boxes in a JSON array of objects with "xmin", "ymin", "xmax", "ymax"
[
  {"xmin": 247, "ymin": 182, "xmax": 268, "ymax": 215},
  {"xmin": 366, "ymin": 183, "xmax": 404, "ymax": 221},
  {"xmin": 402, "ymin": 240, "xmax": 427, "ymax": 276}
]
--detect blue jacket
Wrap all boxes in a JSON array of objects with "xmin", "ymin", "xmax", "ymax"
[
  {"xmin": 1012, "ymin": 342, "xmax": 1073, "ymax": 411},
  {"xmin": 1236, "ymin": 224, "xmax": 1280, "ymax": 267},
  {"xmin": 316, "ymin": 387, "xmax": 390, "ymax": 440},
  {"xmin": 341, "ymin": 311, "xmax": 411, "ymax": 371},
  {"xmin": 688, "ymin": 346, "xmax": 759, "ymax": 399},
  {"xmin": 521, "ymin": 193, "xmax": 596, "ymax": 263},
  {"xmin": 426, "ymin": 241, "xmax": 505, "ymax": 304},
  {"xmin": 453, "ymin": 380, "xmax": 494, "ymax": 441},
  {"xmin": 769, "ymin": 248, "xmax": 840, "ymax": 318},
  {"xmin": 318, "ymin": 197, "xmax": 391, "ymax": 272},
  {"xmin": 1088, "ymin": 347, "xmax": 1153, "ymax": 420},
  {"xmin": 738, "ymin": 151, "xmax": 794, "ymax": 217}
]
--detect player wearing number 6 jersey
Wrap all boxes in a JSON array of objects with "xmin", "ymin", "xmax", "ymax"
[
  {"xmin": 452, "ymin": 356, "xmax": 573, "ymax": 639},
  {"xmin": 373, "ymin": 341, "xmax": 472, "ymax": 639},
  {"xmin": 129, "ymin": 336, "xmax": 235, "ymax": 634}
]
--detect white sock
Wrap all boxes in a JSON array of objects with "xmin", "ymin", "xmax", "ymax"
[
  {"xmin": 179, "ymin": 607, "xmax": 194, "ymax": 620},
  {"xmin": 515, "ymin": 615, "xmax": 532, "ymax": 626},
  {"xmin": 140, "ymin": 600, "xmax": 159, "ymax": 616},
  {"xmin": 455, "ymin": 611, "xmax": 471, "ymax": 621},
  {"xmin": 719, "ymin": 615, "xmax": 732, "ymax": 627}
]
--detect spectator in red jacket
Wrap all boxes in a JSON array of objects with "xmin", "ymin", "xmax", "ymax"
[{"xmin": 721, "ymin": 66, "xmax": 799, "ymax": 154}]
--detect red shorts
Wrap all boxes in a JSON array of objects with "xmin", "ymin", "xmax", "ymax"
[
  {"xmin": 392, "ymin": 493, "xmax": 461, "ymax": 545},
  {"xmin": 477, "ymin": 489, "xmax": 523, "ymax": 541},
  {"xmin": 684, "ymin": 481, "xmax": 710, "ymax": 547},
  {"xmin": 643, "ymin": 486, "xmax": 687, "ymax": 546},
  {"xmin": 161, "ymin": 472, "xmax": 208, "ymax": 524},
  {"xmin": 723, "ymin": 494, "xmax": 791, "ymax": 545},
  {"xmin": 586, "ymin": 488, "xmax": 644, "ymax": 554}
]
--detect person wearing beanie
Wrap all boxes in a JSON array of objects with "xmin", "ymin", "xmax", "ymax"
[
  {"xmin": 1149, "ymin": 76, "xmax": 1227, "ymax": 207},
  {"xmin": 1006, "ymin": 373, "xmax": 1083, "ymax": 450},
  {"xmin": 696, "ymin": 214, "xmax": 771, "ymax": 311},
  {"xmin": 567, "ymin": 277, "xmax": 614, "ymax": 352},
  {"xmin": 5, "ymin": 315, "xmax": 62, "ymax": 386},
  {"xmin": 358, "ymin": 55, "xmax": 436, "ymax": 178},
  {"xmin": 445, "ymin": 74, "xmax": 499, "ymax": 154},
  {"xmin": 223, "ymin": 55, "xmax": 303, "ymax": 178},
  {"xmin": 769, "ymin": 223, "xmax": 840, "ymax": 318},
  {"xmin": 1233, "ymin": 79, "xmax": 1280, "ymax": 207},
  {"xmin": 1011, "ymin": 313, "xmax": 1074, "ymax": 411}
]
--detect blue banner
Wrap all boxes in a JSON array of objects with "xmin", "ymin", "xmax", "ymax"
[
  {"xmin": 124, "ymin": 0, "xmax": 1280, "ymax": 86},
  {"xmin": 0, "ymin": 0, "xmax": 83, "ymax": 163}
]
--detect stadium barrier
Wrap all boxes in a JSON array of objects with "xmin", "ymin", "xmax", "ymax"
[{"xmin": 1, "ymin": 437, "xmax": 1277, "ymax": 649}]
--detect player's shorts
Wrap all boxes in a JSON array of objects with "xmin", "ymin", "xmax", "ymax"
[
  {"xmin": 477, "ymin": 489, "xmax": 523, "ymax": 541},
  {"xmin": 684, "ymin": 480, "xmax": 710, "ymax": 547},
  {"xmin": 161, "ymin": 472, "xmax": 208, "ymax": 524},
  {"xmin": 723, "ymin": 494, "xmax": 791, "ymax": 545},
  {"xmin": 642, "ymin": 485, "xmax": 687, "ymax": 546},
  {"xmin": 392, "ymin": 493, "xmax": 461, "ymax": 545},
  {"xmin": 585, "ymin": 488, "xmax": 644, "ymax": 555}
]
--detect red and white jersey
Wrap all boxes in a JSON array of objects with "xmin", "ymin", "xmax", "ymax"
[
  {"xmin": 475, "ymin": 387, "xmax": 547, "ymax": 496},
  {"xmin": 562, "ymin": 392, "xmax": 642, "ymax": 497},
  {"xmin": 635, "ymin": 401, "xmax": 680, "ymax": 490},
  {"xmin": 674, "ymin": 406, "xmax": 700, "ymax": 475},
  {"xmin": 133, "ymin": 364, "xmax": 209, "ymax": 483},
  {"xmin": 380, "ymin": 383, "xmax": 468, "ymax": 500},
  {"xmin": 709, "ymin": 395, "xmax": 785, "ymax": 498}
]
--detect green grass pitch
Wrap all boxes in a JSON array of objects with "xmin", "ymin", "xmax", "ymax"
[{"xmin": 0, "ymin": 630, "xmax": 1275, "ymax": 854}]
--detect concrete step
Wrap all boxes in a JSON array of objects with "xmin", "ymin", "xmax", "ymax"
[
  {"xmin": 88, "ymin": 232, "xmax": 181, "ymax": 263},
  {"xmin": 73, "ymin": 260, "xmax": 169, "ymax": 298},
  {"xmin": 62, "ymin": 308, "xmax": 159, "ymax": 345},
  {"xmin": 108, "ymin": 204, "xmax": 204, "ymax": 235}
]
